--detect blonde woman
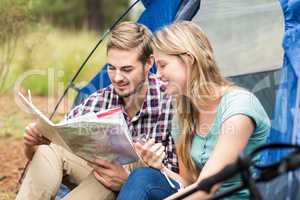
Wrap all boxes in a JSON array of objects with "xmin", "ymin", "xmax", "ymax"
[{"xmin": 117, "ymin": 21, "xmax": 270, "ymax": 200}]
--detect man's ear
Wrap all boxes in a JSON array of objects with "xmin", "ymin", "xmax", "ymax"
[{"xmin": 144, "ymin": 54, "xmax": 155, "ymax": 72}]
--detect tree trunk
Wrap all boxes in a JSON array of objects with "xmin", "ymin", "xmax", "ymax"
[{"xmin": 86, "ymin": 0, "xmax": 105, "ymax": 31}]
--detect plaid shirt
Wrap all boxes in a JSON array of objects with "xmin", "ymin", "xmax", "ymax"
[{"xmin": 66, "ymin": 74, "xmax": 179, "ymax": 172}]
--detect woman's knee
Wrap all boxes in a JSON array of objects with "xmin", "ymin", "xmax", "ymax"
[
  {"xmin": 117, "ymin": 167, "xmax": 159, "ymax": 200},
  {"xmin": 128, "ymin": 167, "xmax": 161, "ymax": 183}
]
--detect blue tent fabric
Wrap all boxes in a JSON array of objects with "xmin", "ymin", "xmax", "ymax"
[
  {"xmin": 73, "ymin": 0, "xmax": 182, "ymax": 106},
  {"xmin": 175, "ymin": 0, "xmax": 201, "ymax": 21},
  {"xmin": 260, "ymin": 0, "xmax": 300, "ymax": 198},
  {"xmin": 263, "ymin": 0, "xmax": 300, "ymax": 160},
  {"xmin": 139, "ymin": 0, "xmax": 181, "ymax": 31}
]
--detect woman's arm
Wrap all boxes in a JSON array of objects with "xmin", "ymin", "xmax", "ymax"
[
  {"xmin": 165, "ymin": 114, "xmax": 255, "ymax": 200},
  {"xmin": 161, "ymin": 163, "xmax": 189, "ymax": 187}
]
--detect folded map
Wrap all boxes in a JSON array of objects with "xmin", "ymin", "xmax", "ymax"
[{"xmin": 17, "ymin": 92, "xmax": 139, "ymax": 165}]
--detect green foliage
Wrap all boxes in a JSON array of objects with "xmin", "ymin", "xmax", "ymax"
[
  {"xmin": 29, "ymin": 0, "xmax": 86, "ymax": 29},
  {"xmin": 0, "ymin": 0, "xmax": 32, "ymax": 92},
  {"xmin": 0, "ymin": 115, "xmax": 25, "ymax": 138},
  {"xmin": 99, "ymin": 0, "xmax": 130, "ymax": 29},
  {"xmin": 0, "ymin": 0, "xmax": 134, "ymax": 95},
  {"xmin": 28, "ymin": 0, "xmax": 130, "ymax": 31},
  {"xmin": 8, "ymin": 25, "xmax": 107, "ymax": 96},
  {"xmin": 0, "ymin": 0, "xmax": 32, "ymax": 50}
]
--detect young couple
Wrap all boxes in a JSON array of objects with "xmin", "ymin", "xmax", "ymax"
[{"xmin": 17, "ymin": 21, "xmax": 270, "ymax": 200}]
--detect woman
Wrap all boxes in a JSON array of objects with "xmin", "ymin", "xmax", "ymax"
[{"xmin": 117, "ymin": 21, "xmax": 270, "ymax": 200}]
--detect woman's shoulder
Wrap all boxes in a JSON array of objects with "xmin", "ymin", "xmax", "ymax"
[
  {"xmin": 219, "ymin": 87, "xmax": 270, "ymax": 130},
  {"xmin": 223, "ymin": 87, "xmax": 254, "ymax": 98},
  {"xmin": 220, "ymin": 87, "xmax": 259, "ymax": 108}
]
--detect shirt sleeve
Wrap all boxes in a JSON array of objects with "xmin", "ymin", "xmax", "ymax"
[
  {"xmin": 163, "ymin": 131, "xmax": 179, "ymax": 173},
  {"xmin": 64, "ymin": 90, "xmax": 106, "ymax": 121},
  {"xmin": 160, "ymin": 100, "xmax": 179, "ymax": 173},
  {"xmin": 220, "ymin": 90, "xmax": 270, "ymax": 134}
]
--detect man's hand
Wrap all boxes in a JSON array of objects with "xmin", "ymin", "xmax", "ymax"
[
  {"xmin": 88, "ymin": 158, "xmax": 129, "ymax": 191},
  {"xmin": 23, "ymin": 122, "xmax": 50, "ymax": 160},
  {"xmin": 24, "ymin": 122, "xmax": 50, "ymax": 148},
  {"xmin": 134, "ymin": 138, "xmax": 165, "ymax": 170}
]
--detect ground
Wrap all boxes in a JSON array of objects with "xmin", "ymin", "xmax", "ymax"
[
  {"xmin": 0, "ymin": 138, "xmax": 25, "ymax": 200},
  {"xmin": 0, "ymin": 92, "xmax": 69, "ymax": 200}
]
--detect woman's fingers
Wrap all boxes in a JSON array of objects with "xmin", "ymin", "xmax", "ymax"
[
  {"xmin": 134, "ymin": 142, "xmax": 145, "ymax": 157},
  {"xmin": 149, "ymin": 143, "xmax": 163, "ymax": 153},
  {"xmin": 148, "ymin": 151, "xmax": 165, "ymax": 169},
  {"xmin": 134, "ymin": 140, "xmax": 166, "ymax": 169},
  {"xmin": 135, "ymin": 139, "xmax": 155, "ymax": 158},
  {"xmin": 143, "ymin": 138, "xmax": 155, "ymax": 150},
  {"xmin": 143, "ymin": 143, "xmax": 164, "ymax": 161},
  {"xmin": 155, "ymin": 145, "xmax": 165, "ymax": 157}
]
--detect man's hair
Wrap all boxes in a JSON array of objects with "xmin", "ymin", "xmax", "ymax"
[{"xmin": 107, "ymin": 21, "xmax": 153, "ymax": 64}]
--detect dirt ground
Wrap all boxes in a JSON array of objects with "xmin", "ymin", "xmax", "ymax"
[
  {"xmin": 0, "ymin": 92, "xmax": 70, "ymax": 199},
  {"xmin": 0, "ymin": 138, "xmax": 25, "ymax": 199}
]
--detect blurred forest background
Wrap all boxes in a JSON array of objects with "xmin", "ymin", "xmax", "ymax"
[
  {"xmin": 0, "ymin": 0, "xmax": 142, "ymax": 96},
  {"xmin": 0, "ymin": 1, "xmax": 142, "ymax": 199}
]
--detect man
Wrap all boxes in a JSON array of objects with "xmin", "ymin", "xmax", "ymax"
[{"xmin": 16, "ymin": 22, "xmax": 178, "ymax": 200}]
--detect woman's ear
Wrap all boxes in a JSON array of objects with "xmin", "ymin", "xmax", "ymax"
[
  {"xmin": 145, "ymin": 54, "xmax": 155, "ymax": 72},
  {"xmin": 184, "ymin": 52, "xmax": 195, "ymax": 65}
]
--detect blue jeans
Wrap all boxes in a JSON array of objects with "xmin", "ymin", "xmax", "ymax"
[{"xmin": 117, "ymin": 167, "xmax": 180, "ymax": 200}]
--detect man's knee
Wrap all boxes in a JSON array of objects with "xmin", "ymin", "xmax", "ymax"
[
  {"xmin": 32, "ymin": 144, "xmax": 62, "ymax": 166},
  {"xmin": 35, "ymin": 144, "xmax": 54, "ymax": 156},
  {"xmin": 29, "ymin": 144, "xmax": 64, "ymax": 185},
  {"xmin": 17, "ymin": 145, "xmax": 64, "ymax": 200}
]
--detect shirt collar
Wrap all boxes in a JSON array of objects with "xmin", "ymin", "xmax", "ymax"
[{"xmin": 108, "ymin": 74, "xmax": 161, "ymax": 123}]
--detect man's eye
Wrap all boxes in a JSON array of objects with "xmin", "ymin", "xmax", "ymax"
[
  {"xmin": 122, "ymin": 69, "xmax": 132, "ymax": 72},
  {"xmin": 108, "ymin": 66, "xmax": 115, "ymax": 70}
]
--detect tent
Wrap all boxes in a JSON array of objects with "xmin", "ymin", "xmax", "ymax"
[
  {"xmin": 56, "ymin": 0, "xmax": 300, "ymax": 199},
  {"xmin": 72, "ymin": 0, "xmax": 199, "ymax": 106},
  {"xmin": 72, "ymin": 0, "xmax": 283, "ymax": 119}
]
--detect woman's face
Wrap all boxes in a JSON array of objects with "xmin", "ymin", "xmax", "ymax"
[{"xmin": 153, "ymin": 49, "xmax": 188, "ymax": 96}]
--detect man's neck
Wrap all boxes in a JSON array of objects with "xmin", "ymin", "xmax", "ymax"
[{"xmin": 123, "ymin": 84, "xmax": 148, "ymax": 120}]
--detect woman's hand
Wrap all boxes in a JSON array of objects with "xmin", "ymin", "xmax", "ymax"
[{"xmin": 134, "ymin": 138, "xmax": 165, "ymax": 170}]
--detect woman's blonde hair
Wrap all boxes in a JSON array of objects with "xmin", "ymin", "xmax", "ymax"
[{"xmin": 152, "ymin": 21, "xmax": 232, "ymax": 180}]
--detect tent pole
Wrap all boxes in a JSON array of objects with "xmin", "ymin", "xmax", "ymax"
[{"xmin": 49, "ymin": 0, "xmax": 141, "ymax": 120}]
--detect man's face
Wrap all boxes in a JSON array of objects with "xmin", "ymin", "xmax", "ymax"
[{"xmin": 107, "ymin": 48, "xmax": 149, "ymax": 98}]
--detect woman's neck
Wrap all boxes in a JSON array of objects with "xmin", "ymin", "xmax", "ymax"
[
  {"xmin": 190, "ymin": 85, "xmax": 233, "ymax": 112},
  {"xmin": 190, "ymin": 86, "xmax": 233, "ymax": 135}
]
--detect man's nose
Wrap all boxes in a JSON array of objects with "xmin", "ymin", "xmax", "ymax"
[{"xmin": 114, "ymin": 70, "xmax": 124, "ymax": 82}]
